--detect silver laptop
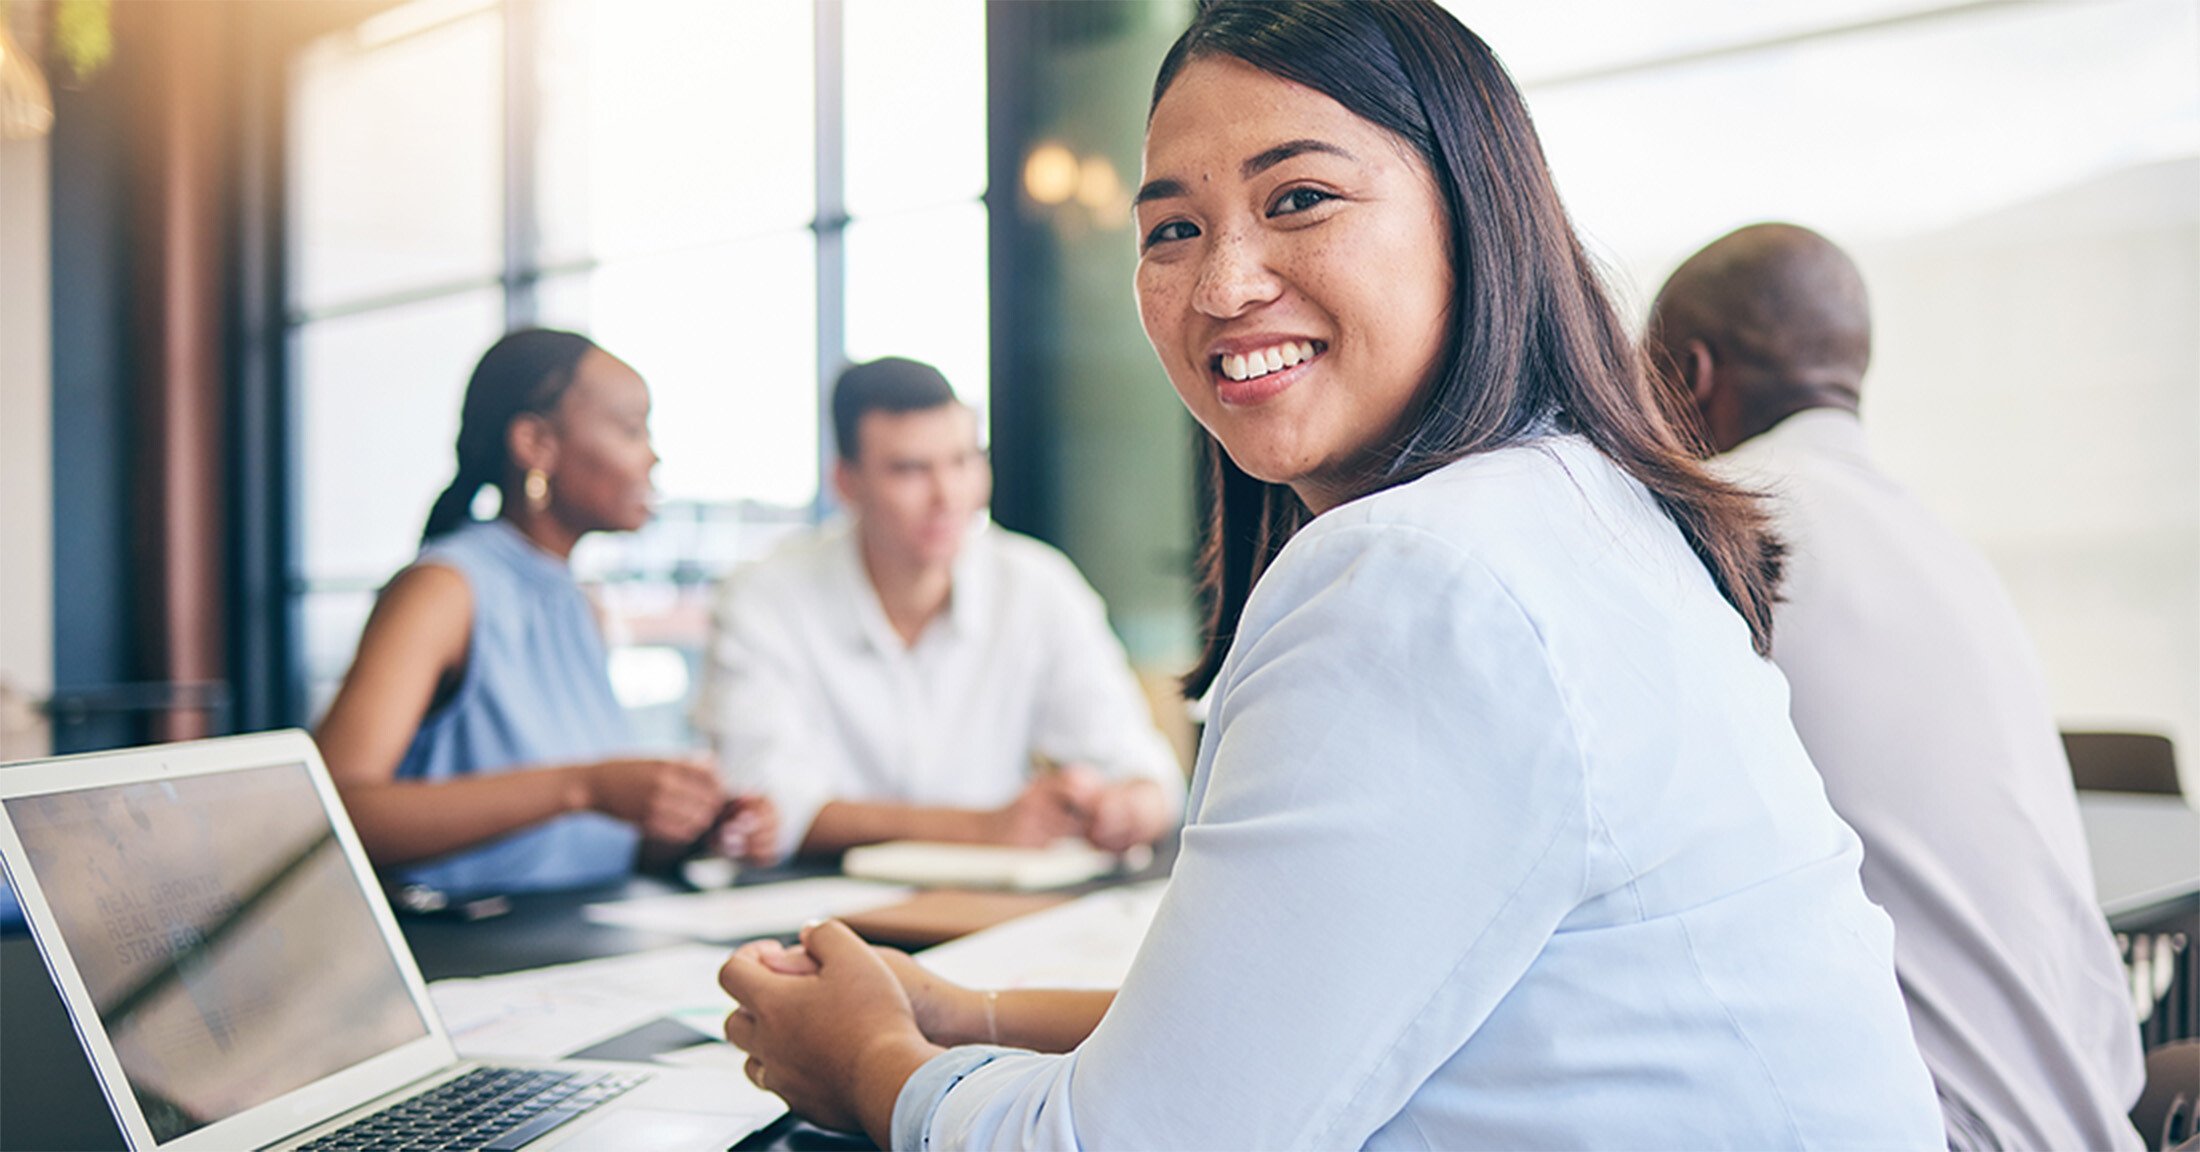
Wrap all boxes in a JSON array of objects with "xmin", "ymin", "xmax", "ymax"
[{"xmin": 0, "ymin": 730, "xmax": 785, "ymax": 1151}]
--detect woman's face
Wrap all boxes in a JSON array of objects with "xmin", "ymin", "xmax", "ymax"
[
  {"xmin": 543, "ymin": 348, "xmax": 659, "ymax": 533},
  {"xmin": 1135, "ymin": 55, "xmax": 1453, "ymax": 513}
]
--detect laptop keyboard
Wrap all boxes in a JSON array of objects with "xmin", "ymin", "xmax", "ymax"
[{"xmin": 296, "ymin": 1066, "xmax": 649, "ymax": 1152}]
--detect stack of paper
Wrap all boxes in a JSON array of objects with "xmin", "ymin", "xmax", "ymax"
[
  {"xmin": 427, "ymin": 944, "xmax": 733, "ymax": 1060},
  {"xmin": 914, "ymin": 880, "xmax": 1170, "ymax": 990}
]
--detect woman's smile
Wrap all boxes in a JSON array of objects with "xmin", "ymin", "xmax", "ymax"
[{"xmin": 1210, "ymin": 337, "xmax": 1327, "ymax": 406}]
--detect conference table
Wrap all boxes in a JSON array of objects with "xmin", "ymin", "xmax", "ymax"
[
  {"xmin": 11, "ymin": 841, "xmax": 2191, "ymax": 1151},
  {"xmin": 0, "ymin": 851, "xmax": 1173, "ymax": 1152}
]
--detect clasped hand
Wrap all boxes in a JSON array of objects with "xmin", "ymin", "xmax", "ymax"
[
  {"xmin": 988, "ymin": 764, "xmax": 1170, "ymax": 852},
  {"xmin": 718, "ymin": 921, "xmax": 950, "ymax": 1140},
  {"xmin": 580, "ymin": 757, "xmax": 780, "ymax": 864}
]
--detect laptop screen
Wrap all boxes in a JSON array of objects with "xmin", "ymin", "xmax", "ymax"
[{"xmin": 5, "ymin": 760, "xmax": 431, "ymax": 1143}]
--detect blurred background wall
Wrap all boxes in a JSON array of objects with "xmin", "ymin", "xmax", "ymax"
[{"xmin": 1490, "ymin": 0, "xmax": 2200, "ymax": 790}]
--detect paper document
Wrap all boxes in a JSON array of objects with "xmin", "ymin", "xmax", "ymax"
[
  {"xmin": 582, "ymin": 876, "xmax": 912, "ymax": 941},
  {"xmin": 654, "ymin": 1040, "xmax": 751, "ymax": 1071},
  {"xmin": 915, "ymin": 880, "xmax": 1169, "ymax": 989},
  {"xmin": 427, "ymin": 944, "xmax": 733, "ymax": 1060},
  {"xmin": 842, "ymin": 839, "xmax": 1130, "ymax": 890}
]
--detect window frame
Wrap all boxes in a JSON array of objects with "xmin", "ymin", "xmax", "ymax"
[{"xmin": 275, "ymin": 0, "xmax": 979, "ymax": 728}]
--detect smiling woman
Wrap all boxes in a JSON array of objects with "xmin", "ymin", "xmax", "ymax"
[{"xmin": 715, "ymin": 4, "xmax": 1946, "ymax": 1147}]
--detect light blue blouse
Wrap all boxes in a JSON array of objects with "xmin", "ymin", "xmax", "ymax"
[
  {"xmin": 893, "ymin": 437, "xmax": 1942, "ymax": 1149},
  {"xmin": 388, "ymin": 519, "xmax": 638, "ymax": 898}
]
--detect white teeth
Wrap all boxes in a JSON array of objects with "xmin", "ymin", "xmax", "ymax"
[{"xmin": 1219, "ymin": 340, "xmax": 1318, "ymax": 381}]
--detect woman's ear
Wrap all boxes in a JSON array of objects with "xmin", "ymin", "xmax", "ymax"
[{"xmin": 507, "ymin": 413, "xmax": 560, "ymax": 476}]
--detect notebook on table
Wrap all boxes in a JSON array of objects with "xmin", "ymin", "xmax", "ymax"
[
  {"xmin": 840, "ymin": 839, "xmax": 1134, "ymax": 891},
  {"xmin": 0, "ymin": 730, "xmax": 783, "ymax": 1151}
]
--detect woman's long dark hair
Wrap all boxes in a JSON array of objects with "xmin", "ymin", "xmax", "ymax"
[
  {"xmin": 1166, "ymin": 0, "xmax": 1783, "ymax": 697},
  {"xmin": 420, "ymin": 328, "xmax": 599, "ymax": 542}
]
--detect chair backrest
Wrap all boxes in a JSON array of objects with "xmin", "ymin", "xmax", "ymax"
[
  {"xmin": 2064, "ymin": 731, "xmax": 2182, "ymax": 796},
  {"xmin": 2131, "ymin": 1039, "xmax": 2199, "ymax": 1151}
]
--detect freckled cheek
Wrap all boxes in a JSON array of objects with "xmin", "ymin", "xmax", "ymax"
[
  {"xmin": 1136, "ymin": 285, "xmax": 1203, "ymax": 391},
  {"xmin": 1133, "ymin": 275, "xmax": 1176, "ymax": 349}
]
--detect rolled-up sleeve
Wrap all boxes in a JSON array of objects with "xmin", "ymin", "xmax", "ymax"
[
  {"xmin": 891, "ymin": 1047, "xmax": 1021, "ymax": 1150},
  {"xmin": 895, "ymin": 521, "xmax": 1594, "ymax": 1149}
]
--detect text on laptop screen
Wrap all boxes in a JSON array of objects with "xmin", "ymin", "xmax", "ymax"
[{"xmin": 5, "ymin": 762, "xmax": 430, "ymax": 1142}]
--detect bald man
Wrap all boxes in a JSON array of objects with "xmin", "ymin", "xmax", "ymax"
[{"xmin": 1647, "ymin": 223, "xmax": 2142, "ymax": 1150}]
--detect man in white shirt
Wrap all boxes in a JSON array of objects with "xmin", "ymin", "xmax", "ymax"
[
  {"xmin": 1647, "ymin": 222, "xmax": 2144, "ymax": 1151},
  {"xmin": 692, "ymin": 357, "xmax": 1182, "ymax": 861}
]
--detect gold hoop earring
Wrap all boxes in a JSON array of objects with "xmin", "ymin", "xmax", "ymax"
[{"xmin": 524, "ymin": 468, "xmax": 550, "ymax": 513}]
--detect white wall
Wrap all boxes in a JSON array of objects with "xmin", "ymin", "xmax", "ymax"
[
  {"xmin": 1864, "ymin": 160, "xmax": 2200, "ymax": 787},
  {"xmin": 0, "ymin": 134, "xmax": 53, "ymax": 760},
  {"xmin": 1513, "ymin": 0, "xmax": 2200, "ymax": 793},
  {"xmin": 1482, "ymin": 0, "xmax": 2200, "ymax": 898}
]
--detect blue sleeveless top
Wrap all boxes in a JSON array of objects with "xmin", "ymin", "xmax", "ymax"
[{"xmin": 388, "ymin": 519, "xmax": 640, "ymax": 897}]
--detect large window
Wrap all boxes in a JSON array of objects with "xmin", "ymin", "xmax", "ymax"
[{"xmin": 286, "ymin": 0, "xmax": 988, "ymax": 737}]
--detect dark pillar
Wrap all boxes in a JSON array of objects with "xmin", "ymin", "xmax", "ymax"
[{"xmin": 126, "ymin": 1, "xmax": 232, "ymax": 742}]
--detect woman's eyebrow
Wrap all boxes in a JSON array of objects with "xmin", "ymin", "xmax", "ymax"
[
  {"xmin": 1134, "ymin": 177, "xmax": 1188, "ymax": 207},
  {"xmin": 1242, "ymin": 138, "xmax": 1355, "ymax": 179},
  {"xmin": 1134, "ymin": 139, "xmax": 1357, "ymax": 207}
]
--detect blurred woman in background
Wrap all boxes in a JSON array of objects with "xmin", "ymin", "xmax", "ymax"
[{"xmin": 319, "ymin": 328, "xmax": 775, "ymax": 899}]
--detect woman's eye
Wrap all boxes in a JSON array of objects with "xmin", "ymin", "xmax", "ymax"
[
  {"xmin": 1270, "ymin": 187, "xmax": 1334, "ymax": 216},
  {"xmin": 1143, "ymin": 219, "xmax": 1200, "ymax": 248}
]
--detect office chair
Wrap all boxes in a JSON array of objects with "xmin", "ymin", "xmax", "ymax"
[
  {"xmin": 2131, "ymin": 1039, "xmax": 2199, "ymax": 1151},
  {"xmin": 2064, "ymin": 731, "xmax": 2182, "ymax": 796}
]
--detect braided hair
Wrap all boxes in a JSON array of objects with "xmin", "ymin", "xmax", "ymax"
[{"xmin": 420, "ymin": 329, "xmax": 599, "ymax": 542}]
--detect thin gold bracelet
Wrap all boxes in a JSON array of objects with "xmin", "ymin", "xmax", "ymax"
[{"xmin": 983, "ymin": 989, "xmax": 1000, "ymax": 1045}]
